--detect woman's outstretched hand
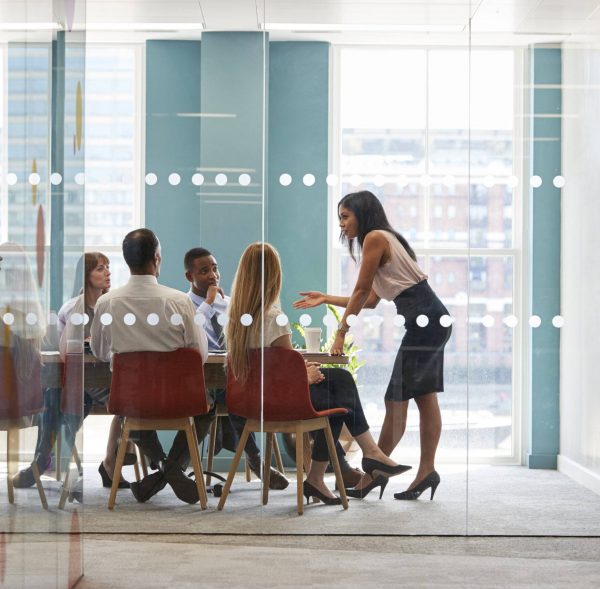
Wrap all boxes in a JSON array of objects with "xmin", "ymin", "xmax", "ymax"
[
  {"xmin": 293, "ymin": 291, "xmax": 326, "ymax": 309},
  {"xmin": 330, "ymin": 331, "xmax": 346, "ymax": 356}
]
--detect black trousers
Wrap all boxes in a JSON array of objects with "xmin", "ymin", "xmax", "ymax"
[{"xmin": 309, "ymin": 368, "xmax": 370, "ymax": 462}]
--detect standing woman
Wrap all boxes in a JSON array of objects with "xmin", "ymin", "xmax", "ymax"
[{"xmin": 294, "ymin": 191, "xmax": 452, "ymax": 500}]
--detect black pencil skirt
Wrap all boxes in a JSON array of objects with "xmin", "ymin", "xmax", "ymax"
[{"xmin": 384, "ymin": 280, "xmax": 452, "ymax": 402}]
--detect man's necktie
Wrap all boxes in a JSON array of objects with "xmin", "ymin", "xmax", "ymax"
[{"xmin": 211, "ymin": 313, "xmax": 225, "ymax": 350}]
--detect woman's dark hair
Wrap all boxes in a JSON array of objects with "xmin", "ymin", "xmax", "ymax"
[{"xmin": 338, "ymin": 191, "xmax": 416, "ymax": 261}]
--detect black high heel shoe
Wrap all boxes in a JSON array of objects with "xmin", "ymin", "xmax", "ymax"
[
  {"xmin": 394, "ymin": 470, "xmax": 440, "ymax": 500},
  {"xmin": 303, "ymin": 481, "xmax": 342, "ymax": 505},
  {"xmin": 98, "ymin": 462, "xmax": 130, "ymax": 489},
  {"xmin": 345, "ymin": 475, "xmax": 389, "ymax": 500},
  {"xmin": 362, "ymin": 457, "xmax": 412, "ymax": 479}
]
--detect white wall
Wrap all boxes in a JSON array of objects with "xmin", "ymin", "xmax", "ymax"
[{"xmin": 559, "ymin": 42, "xmax": 600, "ymax": 494}]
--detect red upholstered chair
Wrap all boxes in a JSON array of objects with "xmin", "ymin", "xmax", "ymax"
[
  {"xmin": 217, "ymin": 348, "xmax": 349, "ymax": 515},
  {"xmin": 1, "ymin": 343, "xmax": 47, "ymax": 509},
  {"xmin": 107, "ymin": 348, "xmax": 209, "ymax": 509}
]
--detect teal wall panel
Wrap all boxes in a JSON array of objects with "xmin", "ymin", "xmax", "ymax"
[
  {"xmin": 268, "ymin": 42, "xmax": 330, "ymax": 331},
  {"xmin": 145, "ymin": 40, "xmax": 201, "ymax": 290},
  {"xmin": 199, "ymin": 32, "xmax": 267, "ymax": 292},
  {"xmin": 528, "ymin": 46, "xmax": 562, "ymax": 469}
]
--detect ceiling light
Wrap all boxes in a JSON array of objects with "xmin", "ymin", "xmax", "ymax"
[{"xmin": 264, "ymin": 23, "xmax": 465, "ymax": 33}]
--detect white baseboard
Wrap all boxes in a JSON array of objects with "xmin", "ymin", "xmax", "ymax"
[{"xmin": 558, "ymin": 454, "xmax": 600, "ymax": 496}]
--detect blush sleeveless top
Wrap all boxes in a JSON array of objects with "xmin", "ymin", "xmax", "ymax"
[{"xmin": 371, "ymin": 230, "xmax": 427, "ymax": 301}]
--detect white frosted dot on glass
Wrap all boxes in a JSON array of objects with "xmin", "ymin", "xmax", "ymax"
[
  {"xmin": 100, "ymin": 313, "xmax": 113, "ymax": 326},
  {"xmin": 439, "ymin": 314, "xmax": 453, "ymax": 328},
  {"xmin": 25, "ymin": 312, "xmax": 38, "ymax": 325},
  {"xmin": 168, "ymin": 173, "xmax": 181, "ymax": 186},
  {"xmin": 215, "ymin": 173, "xmax": 227, "ymax": 186},
  {"xmin": 370, "ymin": 315, "xmax": 384, "ymax": 326},
  {"xmin": 123, "ymin": 313, "xmax": 136, "ymax": 326},
  {"xmin": 552, "ymin": 315, "xmax": 564, "ymax": 328},
  {"xmin": 442, "ymin": 175, "xmax": 455, "ymax": 187},
  {"xmin": 276, "ymin": 313, "xmax": 288, "ymax": 327},
  {"xmin": 6, "ymin": 173, "xmax": 17, "ymax": 186},
  {"xmin": 279, "ymin": 173, "xmax": 292, "ymax": 187},
  {"xmin": 482, "ymin": 314, "xmax": 495, "ymax": 328},
  {"xmin": 394, "ymin": 314, "xmax": 406, "ymax": 327},
  {"xmin": 396, "ymin": 175, "xmax": 409, "ymax": 188},
  {"xmin": 170, "ymin": 313, "xmax": 183, "ymax": 326},
  {"xmin": 529, "ymin": 315, "xmax": 541, "ymax": 328},
  {"xmin": 326, "ymin": 174, "xmax": 338, "ymax": 186},
  {"xmin": 553, "ymin": 175, "xmax": 565, "ymax": 188},
  {"xmin": 240, "ymin": 313, "xmax": 253, "ymax": 327},
  {"xmin": 238, "ymin": 173, "xmax": 251, "ymax": 186},
  {"xmin": 145, "ymin": 173, "xmax": 158, "ymax": 186},
  {"xmin": 216, "ymin": 314, "xmax": 228, "ymax": 327},
  {"xmin": 507, "ymin": 175, "xmax": 519, "ymax": 188},
  {"xmin": 420, "ymin": 175, "xmax": 432, "ymax": 187},
  {"xmin": 349, "ymin": 174, "xmax": 362, "ymax": 187},
  {"xmin": 191, "ymin": 173, "xmax": 204, "ymax": 186},
  {"xmin": 29, "ymin": 173, "xmax": 41, "ymax": 186},
  {"xmin": 322, "ymin": 314, "xmax": 337, "ymax": 328},
  {"xmin": 299, "ymin": 313, "xmax": 312, "ymax": 327},
  {"xmin": 530, "ymin": 175, "xmax": 542, "ymax": 188},
  {"xmin": 373, "ymin": 174, "xmax": 385, "ymax": 187},
  {"xmin": 70, "ymin": 313, "xmax": 83, "ymax": 326},
  {"xmin": 346, "ymin": 314, "xmax": 358, "ymax": 327},
  {"xmin": 74, "ymin": 172, "xmax": 85, "ymax": 185},
  {"xmin": 503, "ymin": 315, "xmax": 518, "ymax": 328},
  {"xmin": 3, "ymin": 313, "xmax": 15, "ymax": 325},
  {"xmin": 50, "ymin": 172, "xmax": 62, "ymax": 185},
  {"xmin": 303, "ymin": 173, "xmax": 315, "ymax": 187},
  {"xmin": 416, "ymin": 314, "xmax": 429, "ymax": 327},
  {"xmin": 48, "ymin": 312, "xmax": 58, "ymax": 325},
  {"xmin": 147, "ymin": 313, "xmax": 159, "ymax": 326},
  {"xmin": 194, "ymin": 313, "xmax": 206, "ymax": 326},
  {"xmin": 483, "ymin": 175, "xmax": 494, "ymax": 188},
  {"xmin": 83, "ymin": 313, "xmax": 90, "ymax": 326}
]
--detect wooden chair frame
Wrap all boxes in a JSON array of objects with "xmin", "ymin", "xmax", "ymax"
[
  {"xmin": 205, "ymin": 403, "xmax": 285, "ymax": 486},
  {"xmin": 108, "ymin": 415, "xmax": 208, "ymax": 510},
  {"xmin": 4, "ymin": 425, "xmax": 48, "ymax": 510},
  {"xmin": 217, "ymin": 416, "xmax": 348, "ymax": 515}
]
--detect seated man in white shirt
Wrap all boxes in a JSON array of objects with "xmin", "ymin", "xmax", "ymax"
[
  {"xmin": 184, "ymin": 247, "xmax": 289, "ymax": 490},
  {"xmin": 91, "ymin": 229, "xmax": 209, "ymax": 504}
]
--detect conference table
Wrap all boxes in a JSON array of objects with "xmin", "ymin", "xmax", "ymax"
[{"xmin": 41, "ymin": 350, "xmax": 347, "ymax": 390}]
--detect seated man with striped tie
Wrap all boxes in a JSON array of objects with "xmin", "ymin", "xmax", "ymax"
[{"xmin": 184, "ymin": 247, "xmax": 289, "ymax": 490}]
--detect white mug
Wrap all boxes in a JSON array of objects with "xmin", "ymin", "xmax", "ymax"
[{"xmin": 304, "ymin": 327, "xmax": 322, "ymax": 353}]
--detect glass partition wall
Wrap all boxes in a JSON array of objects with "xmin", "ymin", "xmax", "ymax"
[
  {"xmin": 0, "ymin": 0, "xmax": 86, "ymax": 585},
  {"xmin": 3, "ymin": 4, "xmax": 600, "ymax": 578}
]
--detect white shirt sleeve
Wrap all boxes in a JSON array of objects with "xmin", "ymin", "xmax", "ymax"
[{"xmin": 90, "ymin": 298, "xmax": 112, "ymax": 362}]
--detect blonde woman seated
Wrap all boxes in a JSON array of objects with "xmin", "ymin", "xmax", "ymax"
[{"xmin": 226, "ymin": 243, "xmax": 411, "ymax": 504}]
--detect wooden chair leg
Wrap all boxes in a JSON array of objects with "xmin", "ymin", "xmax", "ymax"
[
  {"xmin": 296, "ymin": 424, "xmax": 305, "ymax": 516},
  {"xmin": 55, "ymin": 427, "xmax": 62, "ymax": 482},
  {"xmin": 58, "ymin": 448, "xmax": 76, "ymax": 510},
  {"xmin": 206, "ymin": 414, "xmax": 218, "ymax": 486},
  {"xmin": 108, "ymin": 420, "xmax": 130, "ymax": 510},
  {"xmin": 262, "ymin": 433, "xmax": 274, "ymax": 506},
  {"xmin": 30, "ymin": 460, "xmax": 48, "ymax": 510},
  {"xmin": 186, "ymin": 419, "xmax": 208, "ymax": 509},
  {"xmin": 245, "ymin": 457, "xmax": 251, "ymax": 482},
  {"xmin": 302, "ymin": 432, "xmax": 312, "ymax": 475},
  {"xmin": 273, "ymin": 434, "xmax": 285, "ymax": 474},
  {"xmin": 323, "ymin": 421, "xmax": 348, "ymax": 510},
  {"xmin": 6, "ymin": 429, "xmax": 17, "ymax": 505},
  {"xmin": 218, "ymin": 426, "xmax": 251, "ymax": 511},
  {"xmin": 73, "ymin": 444, "xmax": 83, "ymax": 476}
]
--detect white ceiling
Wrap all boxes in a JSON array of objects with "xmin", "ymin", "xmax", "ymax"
[{"xmin": 2, "ymin": 1, "xmax": 600, "ymax": 44}]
